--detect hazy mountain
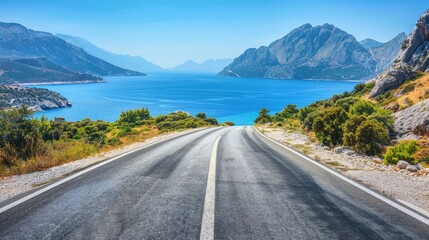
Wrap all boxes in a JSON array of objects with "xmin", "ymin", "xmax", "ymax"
[
  {"xmin": 360, "ymin": 38, "xmax": 383, "ymax": 48},
  {"xmin": 0, "ymin": 57, "xmax": 104, "ymax": 85},
  {"xmin": 368, "ymin": 33, "xmax": 407, "ymax": 74},
  {"xmin": 170, "ymin": 59, "xmax": 233, "ymax": 73},
  {"xmin": 0, "ymin": 22, "xmax": 144, "ymax": 76},
  {"xmin": 219, "ymin": 24, "xmax": 377, "ymax": 80},
  {"xmin": 56, "ymin": 34, "xmax": 162, "ymax": 73},
  {"xmin": 370, "ymin": 10, "xmax": 429, "ymax": 97}
]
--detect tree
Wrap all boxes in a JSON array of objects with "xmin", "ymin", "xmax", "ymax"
[
  {"xmin": 273, "ymin": 104, "xmax": 299, "ymax": 122},
  {"xmin": 254, "ymin": 108, "xmax": 272, "ymax": 124},
  {"xmin": 311, "ymin": 107, "xmax": 348, "ymax": 147},
  {"xmin": 195, "ymin": 112, "xmax": 207, "ymax": 119},
  {"xmin": 342, "ymin": 115, "xmax": 367, "ymax": 147},
  {"xmin": 355, "ymin": 120, "xmax": 389, "ymax": 155},
  {"xmin": 117, "ymin": 108, "xmax": 151, "ymax": 125}
]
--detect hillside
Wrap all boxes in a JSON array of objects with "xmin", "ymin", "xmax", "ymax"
[
  {"xmin": 0, "ymin": 85, "xmax": 71, "ymax": 111},
  {"xmin": 368, "ymin": 33, "xmax": 407, "ymax": 75},
  {"xmin": 0, "ymin": 57, "xmax": 104, "ymax": 85},
  {"xmin": 56, "ymin": 34, "xmax": 162, "ymax": 73},
  {"xmin": 0, "ymin": 22, "xmax": 145, "ymax": 76}
]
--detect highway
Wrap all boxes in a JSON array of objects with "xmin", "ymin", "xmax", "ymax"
[{"xmin": 0, "ymin": 126, "xmax": 428, "ymax": 239}]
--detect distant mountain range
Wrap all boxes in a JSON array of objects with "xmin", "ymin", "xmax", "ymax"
[
  {"xmin": 359, "ymin": 38, "xmax": 383, "ymax": 48},
  {"xmin": 170, "ymin": 59, "xmax": 233, "ymax": 73},
  {"xmin": 56, "ymin": 34, "xmax": 163, "ymax": 73},
  {"xmin": 0, "ymin": 22, "xmax": 144, "ymax": 77},
  {"xmin": 219, "ymin": 23, "xmax": 406, "ymax": 80}
]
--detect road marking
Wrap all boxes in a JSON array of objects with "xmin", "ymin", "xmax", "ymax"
[
  {"xmin": 200, "ymin": 135, "xmax": 221, "ymax": 240},
  {"xmin": 253, "ymin": 126, "xmax": 429, "ymax": 226},
  {"xmin": 397, "ymin": 199, "xmax": 429, "ymax": 218},
  {"xmin": 0, "ymin": 128, "xmax": 212, "ymax": 214}
]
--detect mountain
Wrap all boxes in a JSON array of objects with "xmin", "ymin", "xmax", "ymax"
[
  {"xmin": 56, "ymin": 34, "xmax": 162, "ymax": 73},
  {"xmin": 0, "ymin": 85, "xmax": 71, "ymax": 111},
  {"xmin": 0, "ymin": 22, "xmax": 144, "ymax": 76},
  {"xmin": 369, "ymin": 10, "xmax": 429, "ymax": 97},
  {"xmin": 0, "ymin": 57, "xmax": 104, "ymax": 85},
  {"xmin": 219, "ymin": 24, "xmax": 377, "ymax": 80},
  {"xmin": 170, "ymin": 59, "xmax": 233, "ymax": 73},
  {"xmin": 368, "ymin": 33, "xmax": 407, "ymax": 74},
  {"xmin": 360, "ymin": 38, "xmax": 383, "ymax": 48}
]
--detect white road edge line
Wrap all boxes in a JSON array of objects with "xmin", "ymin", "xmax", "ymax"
[
  {"xmin": 0, "ymin": 128, "xmax": 208, "ymax": 214},
  {"xmin": 253, "ymin": 126, "xmax": 429, "ymax": 226},
  {"xmin": 200, "ymin": 135, "xmax": 221, "ymax": 240}
]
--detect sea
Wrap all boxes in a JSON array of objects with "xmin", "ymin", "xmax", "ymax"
[{"xmin": 33, "ymin": 73, "xmax": 359, "ymax": 125}]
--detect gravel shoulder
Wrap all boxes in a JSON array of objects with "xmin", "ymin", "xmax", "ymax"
[
  {"xmin": 259, "ymin": 126, "xmax": 429, "ymax": 215},
  {"xmin": 0, "ymin": 128, "xmax": 207, "ymax": 203}
]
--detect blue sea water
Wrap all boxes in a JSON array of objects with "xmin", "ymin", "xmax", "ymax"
[{"xmin": 34, "ymin": 73, "xmax": 359, "ymax": 125}]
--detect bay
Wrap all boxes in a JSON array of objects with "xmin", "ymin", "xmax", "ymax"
[{"xmin": 34, "ymin": 73, "xmax": 359, "ymax": 125}]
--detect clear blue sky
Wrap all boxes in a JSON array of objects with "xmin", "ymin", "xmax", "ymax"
[{"xmin": 0, "ymin": 0, "xmax": 427, "ymax": 68}]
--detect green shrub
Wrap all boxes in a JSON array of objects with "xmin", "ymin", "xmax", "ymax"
[
  {"xmin": 255, "ymin": 108, "xmax": 272, "ymax": 124},
  {"xmin": 354, "ymin": 120, "xmax": 389, "ymax": 155},
  {"xmin": 384, "ymin": 141, "xmax": 419, "ymax": 165}
]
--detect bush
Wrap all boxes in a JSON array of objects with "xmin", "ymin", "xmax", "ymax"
[
  {"xmin": 354, "ymin": 120, "xmax": 389, "ymax": 155},
  {"xmin": 384, "ymin": 141, "xmax": 419, "ymax": 165},
  {"xmin": 312, "ymin": 107, "xmax": 348, "ymax": 147},
  {"xmin": 255, "ymin": 108, "xmax": 272, "ymax": 124},
  {"xmin": 272, "ymin": 104, "xmax": 299, "ymax": 122},
  {"xmin": 117, "ymin": 108, "xmax": 151, "ymax": 125}
]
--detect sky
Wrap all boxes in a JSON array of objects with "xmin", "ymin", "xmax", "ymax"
[{"xmin": 0, "ymin": 0, "xmax": 427, "ymax": 68}]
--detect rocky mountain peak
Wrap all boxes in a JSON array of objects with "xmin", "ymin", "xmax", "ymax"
[{"xmin": 370, "ymin": 10, "xmax": 429, "ymax": 97}]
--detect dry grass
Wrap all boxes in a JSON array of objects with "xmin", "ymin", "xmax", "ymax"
[
  {"xmin": 0, "ymin": 125, "xmax": 169, "ymax": 177},
  {"xmin": 396, "ymin": 73, "xmax": 429, "ymax": 107}
]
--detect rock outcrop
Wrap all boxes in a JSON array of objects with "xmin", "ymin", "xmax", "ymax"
[
  {"xmin": 0, "ymin": 85, "xmax": 71, "ymax": 111},
  {"xmin": 369, "ymin": 11, "xmax": 429, "ymax": 97},
  {"xmin": 219, "ymin": 24, "xmax": 377, "ymax": 80},
  {"xmin": 393, "ymin": 98, "xmax": 429, "ymax": 137}
]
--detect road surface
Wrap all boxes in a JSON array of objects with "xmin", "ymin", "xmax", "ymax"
[{"xmin": 0, "ymin": 126, "xmax": 428, "ymax": 239}]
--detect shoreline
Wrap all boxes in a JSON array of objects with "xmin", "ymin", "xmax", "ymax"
[{"xmin": 18, "ymin": 80, "xmax": 107, "ymax": 86}]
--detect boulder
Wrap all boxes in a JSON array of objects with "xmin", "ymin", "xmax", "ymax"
[
  {"xmin": 393, "ymin": 98, "xmax": 429, "ymax": 137},
  {"xmin": 406, "ymin": 165, "xmax": 419, "ymax": 172},
  {"xmin": 397, "ymin": 160, "xmax": 410, "ymax": 169},
  {"xmin": 334, "ymin": 146, "xmax": 346, "ymax": 153}
]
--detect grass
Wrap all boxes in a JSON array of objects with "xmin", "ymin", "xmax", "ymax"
[{"xmin": 395, "ymin": 73, "xmax": 429, "ymax": 108}]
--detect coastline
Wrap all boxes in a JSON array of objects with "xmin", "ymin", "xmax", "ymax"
[{"xmin": 18, "ymin": 79, "xmax": 107, "ymax": 86}]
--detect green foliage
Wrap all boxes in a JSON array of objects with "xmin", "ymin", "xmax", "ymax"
[
  {"xmin": 342, "ymin": 115, "xmax": 367, "ymax": 147},
  {"xmin": 354, "ymin": 120, "xmax": 389, "ymax": 155},
  {"xmin": 254, "ymin": 108, "xmax": 272, "ymax": 124},
  {"xmin": 223, "ymin": 122, "xmax": 235, "ymax": 126},
  {"xmin": 384, "ymin": 141, "xmax": 419, "ymax": 165},
  {"xmin": 118, "ymin": 108, "xmax": 151, "ymax": 125},
  {"xmin": 312, "ymin": 107, "xmax": 348, "ymax": 147},
  {"xmin": 272, "ymin": 104, "xmax": 299, "ymax": 122},
  {"xmin": 0, "ymin": 106, "xmax": 219, "ymax": 174}
]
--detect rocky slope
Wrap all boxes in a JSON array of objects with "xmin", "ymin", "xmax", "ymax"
[
  {"xmin": 0, "ymin": 85, "xmax": 71, "ymax": 111},
  {"xmin": 220, "ymin": 24, "xmax": 378, "ymax": 80},
  {"xmin": 0, "ymin": 57, "xmax": 104, "ymax": 85},
  {"xmin": 370, "ymin": 11, "xmax": 429, "ymax": 97},
  {"xmin": 0, "ymin": 22, "xmax": 145, "ymax": 76},
  {"xmin": 393, "ymin": 98, "xmax": 429, "ymax": 138},
  {"xmin": 56, "ymin": 34, "xmax": 162, "ymax": 73}
]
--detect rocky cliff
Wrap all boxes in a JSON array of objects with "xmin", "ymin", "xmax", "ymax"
[
  {"xmin": 0, "ymin": 22, "xmax": 145, "ymax": 76},
  {"xmin": 0, "ymin": 85, "xmax": 71, "ymax": 111},
  {"xmin": 370, "ymin": 11, "xmax": 429, "ymax": 97},
  {"xmin": 219, "ymin": 24, "xmax": 379, "ymax": 80}
]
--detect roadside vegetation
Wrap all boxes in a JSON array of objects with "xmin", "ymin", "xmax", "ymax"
[
  {"xmin": 255, "ymin": 78, "xmax": 429, "ymax": 165},
  {"xmin": 0, "ymin": 106, "xmax": 221, "ymax": 177}
]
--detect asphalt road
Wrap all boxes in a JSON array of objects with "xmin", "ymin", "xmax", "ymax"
[{"xmin": 0, "ymin": 126, "xmax": 428, "ymax": 239}]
